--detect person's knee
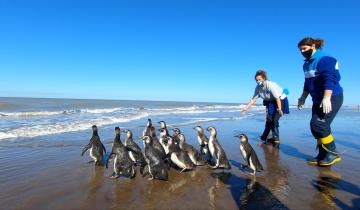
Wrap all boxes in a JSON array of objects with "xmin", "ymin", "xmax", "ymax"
[{"xmin": 310, "ymin": 117, "xmax": 328, "ymax": 138}]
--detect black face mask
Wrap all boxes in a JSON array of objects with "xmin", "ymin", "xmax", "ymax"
[{"xmin": 301, "ymin": 49, "xmax": 313, "ymax": 59}]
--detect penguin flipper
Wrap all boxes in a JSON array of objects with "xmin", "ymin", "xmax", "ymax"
[{"xmin": 81, "ymin": 143, "xmax": 91, "ymax": 156}]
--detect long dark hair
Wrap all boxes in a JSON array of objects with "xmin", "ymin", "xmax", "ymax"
[
  {"xmin": 254, "ymin": 70, "xmax": 268, "ymax": 80},
  {"xmin": 298, "ymin": 37, "xmax": 324, "ymax": 49}
]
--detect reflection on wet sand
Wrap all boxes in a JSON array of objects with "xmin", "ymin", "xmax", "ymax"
[
  {"xmin": 311, "ymin": 167, "xmax": 360, "ymax": 209},
  {"xmin": 212, "ymin": 171, "xmax": 289, "ymax": 209},
  {"xmin": 259, "ymin": 143, "xmax": 290, "ymax": 199},
  {"xmin": 312, "ymin": 167, "xmax": 341, "ymax": 209}
]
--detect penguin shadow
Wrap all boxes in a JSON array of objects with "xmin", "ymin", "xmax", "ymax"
[
  {"xmin": 228, "ymin": 159, "xmax": 255, "ymax": 174},
  {"xmin": 312, "ymin": 167, "xmax": 360, "ymax": 209},
  {"xmin": 210, "ymin": 172, "xmax": 289, "ymax": 210}
]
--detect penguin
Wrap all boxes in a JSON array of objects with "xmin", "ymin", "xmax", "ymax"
[
  {"xmin": 172, "ymin": 128, "xmax": 181, "ymax": 145},
  {"xmin": 164, "ymin": 136, "xmax": 195, "ymax": 173},
  {"xmin": 193, "ymin": 126, "xmax": 210, "ymax": 155},
  {"xmin": 141, "ymin": 135, "xmax": 169, "ymax": 181},
  {"xmin": 81, "ymin": 125, "xmax": 107, "ymax": 166},
  {"xmin": 177, "ymin": 134, "xmax": 207, "ymax": 166},
  {"xmin": 143, "ymin": 118, "xmax": 157, "ymax": 139},
  {"xmin": 122, "ymin": 129, "xmax": 146, "ymax": 174},
  {"xmin": 158, "ymin": 128, "xmax": 171, "ymax": 153},
  {"xmin": 142, "ymin": 119, "xmax": 166, "ymax": 160},
  {"xmin": 107, "ymin": 127, "xmax": 136, "ymax": 179},
  {"xmin": 206, "ymin": 126, "xmax": 231, "ymax": 169},
  {"xmin": 193, "ymin": 126, "xmax": 212, "ymax": 163},
  {"xmin": 235, "ymin": 133, "xmax": 263, "ymax": 175},
  {"xmin": 158, "ymin": 120, "xmax": 167, "ymax": 129}
]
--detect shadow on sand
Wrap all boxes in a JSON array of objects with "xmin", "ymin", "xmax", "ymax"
[
  {"xmin": 212, "ymin": 172, "xmax": 289, "ymax": 210},
  {"xmin": 278, "ymin": 143, "xmax": 313, "ymax": 160},
  {"xmin": 312, "ymin": 167, "xmax": 360, "ymax": 210}
]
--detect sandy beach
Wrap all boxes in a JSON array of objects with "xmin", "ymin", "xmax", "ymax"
[{"xmin": 0, "ymin": 98, "xmax": 359, "ymax": 209}]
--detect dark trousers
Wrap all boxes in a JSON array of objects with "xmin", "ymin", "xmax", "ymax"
[
  {"xmin": 261, "ymin": 109, "xmax": 281, "ymax": 140},
  {"xmin": 310, "ymin": 94, "xmax": 343, "ymax": 139}
]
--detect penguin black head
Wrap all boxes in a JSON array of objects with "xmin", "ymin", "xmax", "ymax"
[
  {"xmin": 141, "ymin": 135, "xmax": 152, "ymax": 144},
  {"xmin": 206, "ymin": 126, "xmax": 217, "ymax": 135},
  {"xmin": 115, "ymin": 127, "xmax": 121, "ymax": 135},
  {"xmin": 158, "ymin": 121, "xmax": 167, "ymax": 128},
  {"xmin": 147, "ymin": 119, "xmax": 152, "ymax": 127},
  {"xmin": 158, "ymin": 128, "xmax": 168, "ymax": 135},
  {"xmin": 121, "ymin": 129, "xmax": 132, "ymax": 137},
  {"xmin": 234, "ymin": 133, "xmax": 248, "ymax": 143},
  {"xmin": 172, "ymin": 128, "xmax": 181, "ymax": 135},
  {"xmin": 166, "ymin": 136, "xmax": 173, "ymax": 145},
  {"xmin": 178, "ymin": 134, "xmax": 185, "ymax": 142},
  {"xmin": 92, "ymin": 125, "xmax": 98, "ymax": 131},
  {"xmin": 193, "ymin": 126, "xmax": 204, "ymax": 133}
]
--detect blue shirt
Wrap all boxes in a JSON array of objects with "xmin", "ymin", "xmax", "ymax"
[{"xmin": 302, "ymin": 49, "xmax": 343, "ymax": 103}]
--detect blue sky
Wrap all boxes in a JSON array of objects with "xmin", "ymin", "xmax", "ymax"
[{"xmin": 0, "ymin": 0, "xmax": 359, "ymax": 105}]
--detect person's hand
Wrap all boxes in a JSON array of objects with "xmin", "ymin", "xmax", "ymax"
[
  {"xmin": 277, "ymin": 109, "xmax": 283, "ymax": 116},
  {"xmin": 297, "ymin": 96, "xmax": 306, "ymax": 110},
  {"xmin": 320, "ymin": 96, "xmax": 332, "ymax": 114},
  {"xmin": 241, "ymin": 108, "xmax": 247, "ymax": 113}
]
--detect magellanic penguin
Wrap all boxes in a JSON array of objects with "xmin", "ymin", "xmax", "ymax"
[
  {"xmin": 107, "ymin": 127, "xmax": 136, "ymax": 179},
  {"xmin": 159, "ymin": 128, "xmax": 171, "ymax": 153},
  {"xmin": 122, "ymin": 129, "xmax": 146, "ymax": 175},
  {"xmin": 143, "ymin": 119, "xmax": 166, "ymax": 160},
  {"xmin": 141, "ymin": 135, "xmax": 169, "ymax": 181},
  {"xmin": 164, "ymin": 136, "xmax": 195, "ymax": 173},
  {"xmin": 158, "ymin": 120, "xmax": 167, "ymax": 129},
  {"xmin": 81, "ymin": 125, "xmax": 107, "ymax": 166},
  {"xmin": 194, "ymin": 126, "xmax": 211, "ymax": 160},
  {"xmin": 172, "ymin": 128, "xmax": 181, "ymax": 145},
  {"xmin": 235, "ymin": 134, "xmax": 263, "ymax": 175},
  {"xmin": 206, "ymin": 126, "xmax": 231, "ymax": 169},
  {"xmin": 178, "ymin": 134, "xmax": 207, "ymax": 166},
  {"xmin": 143, "ymin": 119, "xmax": 157, "ymax": 139}
]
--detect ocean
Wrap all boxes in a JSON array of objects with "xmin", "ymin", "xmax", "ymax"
[{"xmin": 0, "ymin": 97, "xmax": 262, "ymax": 142}]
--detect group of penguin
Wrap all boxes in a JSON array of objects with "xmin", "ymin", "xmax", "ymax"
[{"xmin": 81, "ymin": 119, "xmax": 264, "ymax": 181}]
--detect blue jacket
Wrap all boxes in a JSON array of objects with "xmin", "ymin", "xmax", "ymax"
[{"xmin": 302, "ymin": 49, "xmax": 343, "ymax": 103}]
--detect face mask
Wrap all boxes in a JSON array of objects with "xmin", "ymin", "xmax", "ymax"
[
  {"xmin": 257, "ymin": 80, "xmax": 264, "ymax": 87},
  {"xmin": 301, "ymin": 48, "xmax": 313, "ymax": 59}
]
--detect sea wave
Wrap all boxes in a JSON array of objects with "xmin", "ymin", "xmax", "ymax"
[{"xmin": 0, "ymin": 104, "xmax": 264, "ymax": 140}]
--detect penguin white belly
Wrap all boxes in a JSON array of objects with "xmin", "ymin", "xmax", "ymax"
[
  {"xmin": 114, "ymin": 155, "xmax": 119, "ymax": 173},
  {"xmin": 90, "ymin": 148, "xmax": 97, "ymax": 161},
  {"xmin": 208, "ymin": 140, "xmax": 215, "ymax": 157},
  {"xmin": 171, "ymin": 153, "xmax": 186, "ymax": 169},
  {"xmin": 163, "ymin": 145, "xmax": 169, "ymax": 155},
  {"xmin": 249, "ymin": 157, "xmax": 256, "ymax": 172},
  {"xmin": 240, "ymin": 145, "xmax": 247, "ymax": 160},
  {"xmin": 129, "ymin": 151, "xmax": 136, "ymax": 162},
  {"xmin": 197, "ymin": 136, "xmax": 203, "ymax": 145},
  {"xmin": 188, "ymin": 153, "xmax": 197, "ymax": 165}
]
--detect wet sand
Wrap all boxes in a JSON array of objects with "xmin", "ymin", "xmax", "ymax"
[{"xmin": 1, "ymin": 111, "xmax": 359, "ymax": 209}]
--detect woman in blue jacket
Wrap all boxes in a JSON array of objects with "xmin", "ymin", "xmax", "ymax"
[{"xmin": 297, "ymin": 37, "xmax": 343, "ymax": 166}]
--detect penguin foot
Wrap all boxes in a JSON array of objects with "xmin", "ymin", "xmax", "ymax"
[
  {"xmin": 210, "ymin": 165, "xmax": 218, "ymax": 170},
  {"xmin": 87, "ymin": 160, "xmax": 95, "ymax": 164},
  {"xmin": 111, "ymin": 173, "xmax": 120, "ymax": 179}
]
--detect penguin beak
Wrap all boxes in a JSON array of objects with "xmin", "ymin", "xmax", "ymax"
[{"xmin": 234, "ymin": 135, "xmax": 240, "ymax": 138}]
